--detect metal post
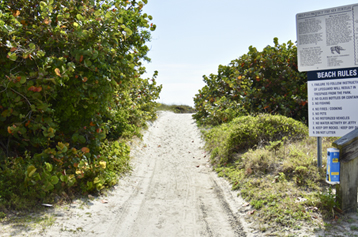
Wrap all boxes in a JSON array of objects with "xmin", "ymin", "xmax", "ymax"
[{"xmin": 317, "ymin": 137, "xmax": 322, "ymax": 168}]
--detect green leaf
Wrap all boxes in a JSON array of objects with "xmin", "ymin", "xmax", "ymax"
[
  {"xmin": 98, "ymin": 133, "xmax": 106, "ymax": 140},
  {"xmin": 29, "ymin": 43, "xmax": 36, "ymax": 50},
  {"xmin": 50, "ymin": 176, "xmax": 59, "ymax": 185},
  {"xmin": 67, "ymin": 62, "xmax": 76, "ymax": 70},
  {"xmin": 14, "ymin": 96, "xmax": 21, "ymax": 102},
  {"xmin": 75, "ymin": 53, "xmax": 81, "ymax": 62},
  {"xmin": 43, "ymin": 182, "xmax": 54, "ymax": 192},
  {"xmin": 91, "ymin": 50, "xmax": 98, "ymax": 59},
  {"xmin": 150, "ymin": 25, "xmax": 156, "ymax": 31},
  {"xmin": 72, "ymin": 133, "xmax": 79, "ymax": 142},
  {"xmin": 57, "ymin": 14, "xmax": 63, "ymax": 21},
  {"xmin": 105, "ymin": 11, "xmax": 112, "ymax": 19},
  {"xmin": 8, "ymin": 52, "xmax": 17, "ymax": 61},
  {"xmin": 124, "ymin": 28, "xmax": 132, "ymax": 36},
  {"xmin": 76, "ymin": 14, "xmax": 83, "ymax": 21},
  {"xmin": 60, "ymin": 174, "xmax": 68, "ymax": 182},
  {"xmin": 39, "ymin": 1, "xmax": 47, "ymax": 11},
  {"xmin": 37, "ymin": 50, "xmax": 45, "ymax": 57},
  {"xmin": 45, "ymin": 162, "xmax": 53, "ymax": 172},
  {"xmin": 20, "ymin": 77, "xmax": 26, "ymax": 84},
  {"xmin": 93, "ymin": 177, "xmax": 100, "ymax": 184},
  {"xmin": 84, "ymin": 59, "xmax": 92, "ymax": 67},
  {"xmin": 27, "ymin": 165, "xmax": 37, "ymax": 177},
  {"xmin": 19, "ymin": 127, "xmax": 27, "ymax": 135},
  {"xmin": 87, "ymin": 181, "xmax": 93, "ymax": 190},
  {"xmin": 56, "ymin": 142, "xmax": 68, "ymax": 153},
  {"xmin": 78, "ymin": 135, "xmax": 86, "ymax": 143},
  {"xmin": 68, "ymin": 177, "xmax": 76, "ymax": 187},
  {"xmin": 40, "ymin": 1, "xmax": 47, "ymax": 7},
  {"xmin": 1, "ymin": 110, "xmax": 10, "ymax": 117}
]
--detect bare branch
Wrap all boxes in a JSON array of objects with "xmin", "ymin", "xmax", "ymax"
[{"xmin": 10, "ymin": 88, "xmax": 32, "ymax": 107}]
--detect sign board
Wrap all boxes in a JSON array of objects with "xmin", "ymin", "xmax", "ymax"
[
  {"xmin": 296, "ymin": 4, "xmax": 358, "ymax": 72},
  {"xmin": 307, "ymin": 68, "xmax": 358, "ymax": 137},
  {"xmin": 297, "ymin": 4, "xmax": 358, "ymax": 137}
]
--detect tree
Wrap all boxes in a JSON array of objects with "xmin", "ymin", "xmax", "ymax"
[
  {"xmin": 0, "ymin": 0, "xmax": 161, "ymax": 203},
  {"xmin": 193, "ymin": 38, "xmax": 307, "ymax": 125}
]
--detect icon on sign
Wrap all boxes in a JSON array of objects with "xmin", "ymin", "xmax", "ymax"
[{"xmin": 330, "ymin": 46, "xmax": 345, "ymax": 54}]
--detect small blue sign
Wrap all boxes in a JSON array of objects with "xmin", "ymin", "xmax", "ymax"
[{"xmin": 326, "ymin": 148, "xmax": 340, "ymax": 184}]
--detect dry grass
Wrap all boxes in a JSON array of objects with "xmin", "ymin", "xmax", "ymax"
[{"xmin": 202, "ymin": 114, "xmax": 341, "ymax": 234}]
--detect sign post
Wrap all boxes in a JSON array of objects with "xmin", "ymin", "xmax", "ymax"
[{"xmin": 317, "ymin": 137, "xmax": 322, "ymax": 168}]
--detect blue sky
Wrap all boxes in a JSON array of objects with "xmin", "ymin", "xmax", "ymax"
[{"xmin": 142, "ymin": 1, "xmax": 358, "ymax": 107}]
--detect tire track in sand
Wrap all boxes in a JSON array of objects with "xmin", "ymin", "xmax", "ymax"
[{"xmin": 107, "ymin": 112, "xmax": 247, "ymax": 237}]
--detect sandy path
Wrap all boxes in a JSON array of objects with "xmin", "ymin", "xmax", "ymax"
[
  {"xmin": 102, "ymin": 112, "xmax": 248, "ymax": 237},
  {"xmin": 3, "ymin": 112, "xmax": 252, "ymax": 237}
]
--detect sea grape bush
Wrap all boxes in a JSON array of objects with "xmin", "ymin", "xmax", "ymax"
[
  {"xmin": 0, "ymin": 0, "xmax": 161, "ymax": 207},
  {"xmin": 193, "ymin": 38, "xmax": 307, "ymax": 126}
]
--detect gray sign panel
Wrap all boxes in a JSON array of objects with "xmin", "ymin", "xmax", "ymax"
[{"xmin": 297, "ymin": 4, "xmax": 358, "ymax": 72}]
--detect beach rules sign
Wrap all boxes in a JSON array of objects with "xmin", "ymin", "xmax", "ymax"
[{"xmin": 296, "ymin": 4, "xmax": 358, "ymax": 137}]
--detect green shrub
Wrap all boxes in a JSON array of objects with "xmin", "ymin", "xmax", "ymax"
[
  {"xmin": 0, "ymin": 139, "xmax": 131, "ymax": 210},
  {"xmin": 157, "ymin": 103, "xmax": 196, "ymax": 113},
  {"xmin": 0, "ymin": 0, "xmax": 160, "ymax": 210},
  {"xmin": 193, "ymin": 38, "xmax": 307, "ymax": 126},
  {"xmin": 204, "ymin": 114, "xmax": 308, "ymax": 166}
]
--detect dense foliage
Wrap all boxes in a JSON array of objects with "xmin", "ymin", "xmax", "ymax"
[
  {"xmin": 204, "ymin": 114, "xmax": 308, "ymax": 166},
  {"xmin": 193, "ymin": 38, "xmax": 307, "ymax": 126},
  {"xmin": 0, "ymin": 0, "xmax": 161, "ymax": 209}
]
